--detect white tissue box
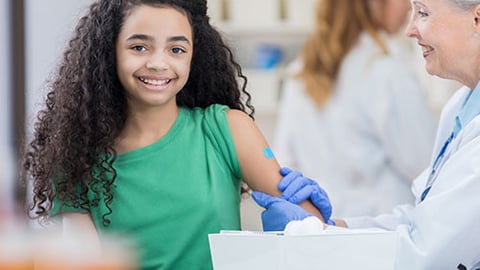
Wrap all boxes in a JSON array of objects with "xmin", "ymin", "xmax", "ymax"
[{"xmin": 209, "ymin": 230, "xmax": 399, "ymax": 270}]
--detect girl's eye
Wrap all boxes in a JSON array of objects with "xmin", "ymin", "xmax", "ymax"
[
  {"xmin": 171, "ymin": 47, "xmax": 186, "ymax": 54},
  {"xmin": 132, "ymin": 45, "xmax": 147, "ymax": 52}
]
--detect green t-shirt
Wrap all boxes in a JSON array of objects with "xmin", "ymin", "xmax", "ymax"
[{"xmin": 52, "ymin": 104, "xmax": 243, "ymax": 270}]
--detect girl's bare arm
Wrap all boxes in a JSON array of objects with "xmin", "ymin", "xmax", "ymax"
[{"xmin": 226, "ymin": 109, "xmax": 323, "ymax": 220}]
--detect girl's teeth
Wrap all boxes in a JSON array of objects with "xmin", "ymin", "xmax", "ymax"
[{"xmin": 140, "ymin": 77, "xmax": 169, "ymax": 86}]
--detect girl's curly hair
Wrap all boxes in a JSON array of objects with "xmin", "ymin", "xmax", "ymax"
[{"xmin": 23, "ymin": 0, "xmax": 254, "ymax": 226}]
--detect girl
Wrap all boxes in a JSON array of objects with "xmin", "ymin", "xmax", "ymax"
[{"xmin": 23, "ymin": 0, "xmax": 320, "ymax": 269}]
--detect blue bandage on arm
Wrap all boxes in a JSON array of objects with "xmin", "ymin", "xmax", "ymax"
[{"xmin": 263, "ymin": 147, "xmax": 274, "ymax": 159}]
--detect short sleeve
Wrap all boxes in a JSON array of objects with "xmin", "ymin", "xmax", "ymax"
[{"xmin": 200, "ymin": 104, "xmax": 242, "ymax": 179}]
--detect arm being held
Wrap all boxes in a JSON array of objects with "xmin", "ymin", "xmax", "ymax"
[
  {"xmin": 251, "ymin": 192, "xmax": 314, "ymax": 231},
  {"xmin": 225, "ymin": 110, "xmax": 323, "ymax": 222},
  {"xmin": 277, "ymin": 167, "xmax": 333, "ymax": 224},
  {"xmin": 252, "ymin": 168, "xmax": 349, "ymax": 230}
]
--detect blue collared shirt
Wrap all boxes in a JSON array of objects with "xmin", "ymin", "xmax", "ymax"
[{"xmin": 455, "ymin": 81, "xmax": 480, "ymax": 136}]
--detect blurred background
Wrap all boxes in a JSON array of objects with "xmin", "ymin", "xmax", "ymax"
[{"xmin": 0, "ymin": 0, "xmax": 460, "ymax": 262}]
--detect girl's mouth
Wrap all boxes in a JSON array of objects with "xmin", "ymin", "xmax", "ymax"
[{"xmin": 139, "ymin": 77, "xmax": 171, "ymax": 86}]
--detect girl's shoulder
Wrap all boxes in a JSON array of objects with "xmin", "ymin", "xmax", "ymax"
[
  {"xmin": 187, "ymin": 104, "xmax": 230, "ymax": 116},
  {"xmin": 185, "ymin": 104, "xmax": 235, "ymax": 132},
  {"xmin": 185, "ymin": 104, "xmax": 253, "ymax": 135}
]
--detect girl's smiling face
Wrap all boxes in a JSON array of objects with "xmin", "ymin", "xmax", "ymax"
[
  {"xmin": 116, "ymin": 5, "xmax": 193, "ymax": 111},
  {"xmin": 405, "ymin": 0, "xmax": 480, "ymax": 87}
]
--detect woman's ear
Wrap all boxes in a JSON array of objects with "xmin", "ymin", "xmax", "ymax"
[
  {"xmin": 472, "ymin": 5, "xmax": 480, "ymax": 38},
  {"xmin": 473, "ymin": 5, "xmax": 480, "ymax": 27}
]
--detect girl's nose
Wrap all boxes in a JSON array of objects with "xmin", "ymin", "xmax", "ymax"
[{"xmin": 146, "ymin": 52, "xmax": 169, "ymax": 71}]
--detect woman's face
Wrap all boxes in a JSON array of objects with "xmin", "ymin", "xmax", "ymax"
[
  {"xmin": 382, "ymin": 0, "xmax": 412, "ymax": 33},
  {"xmin": 369, "ymin": 0, "xmax": 411, "ymax": 34},
  {"xmin": 405, "ymin": 0, "xmax": 480, "ymax": 87}
]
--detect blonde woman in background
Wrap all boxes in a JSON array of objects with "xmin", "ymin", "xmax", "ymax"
[{"xmin": 273, "ymin": 0, "xmax": 436, "ymax": 217}]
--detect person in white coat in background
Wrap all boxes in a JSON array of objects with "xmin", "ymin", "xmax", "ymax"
[
  {"xmin": 254, "ymin": 0, "xmax": 480, "ymax": 268},
  {"xmin": 273, "ymin": 0, "xmax": 436, "ymax": 217}
]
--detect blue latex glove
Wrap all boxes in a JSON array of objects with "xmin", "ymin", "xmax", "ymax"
[
  {"xmin": 251, "ymin": 191, "xmax": 312, "ymax": 231},
  {"xmin": 279, "ymin": 167, "xmax": 335, "ymax": 225}
]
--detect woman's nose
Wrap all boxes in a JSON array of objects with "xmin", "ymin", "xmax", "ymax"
[{"xmin": 404, "ymin": 15, "xmax": 417, "ymax": 38}]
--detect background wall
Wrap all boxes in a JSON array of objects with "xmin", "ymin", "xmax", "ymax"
[
  {"xmin": 1, "ymin": 0, "xmax": 14, "ymax": 218},
  {"xmin": 25, "ymin": 0, "xmax": 93, "ymax": 132}
]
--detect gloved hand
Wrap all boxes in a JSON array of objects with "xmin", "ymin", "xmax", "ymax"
[
  {"xmin": 251, "ymin": 191, "xmax": 312, "ymax": 231},
  {"xmin": 278, "ymin": 167, "xmax": 335, "ymax": 225}
]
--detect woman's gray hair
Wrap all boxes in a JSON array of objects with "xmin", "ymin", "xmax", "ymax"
[{"xmin": 452, "ymin": 0, "xmax": 480, "ymax": 10}]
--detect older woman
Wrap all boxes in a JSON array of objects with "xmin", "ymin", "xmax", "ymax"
[
  {"xmin": 255, "ymin": 0, "xmax": 480, "ymax": 268},
  {"xmin": 273, "ymin": 0, "xmax": 436, "ymax": 217}
]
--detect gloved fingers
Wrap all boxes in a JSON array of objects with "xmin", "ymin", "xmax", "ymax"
[
  {"xmin": 279, "ymin": 167, "xmax": 293, "ymax": 176},
  {"xmin": 283, "ymin": 184, "xmax": 333, "ymax": 221},
  {"xmin": 310, "ymin": 190, "xmax": 333, "ymax": 220},
  {"xmin": 261, "ymin": 210, "xmax": 288, "ymax": 231},
  {"xmin": 326, "ymin": 219, "xmax": 336, "ymax": 226},
  {"xmin": 278, "ymin": 170, "xmax": 304, "ymax": 191},
  {"xmin": 311, "ymin": 186, "xmax": 330, "ymax": 202},
  {"xmin": 260, "ymin": 211, "xmax": 278, "ymax": 231},
  {"xmin": 280, "ymin": 175, "xmax": 316, "ymax": 200},
  {"xmin": 315, "ymin": 202, "xmax": 332, "ymax": 222},
  {"xmin": 261, "ymin": 200, "xmax": 313, "ymax": 231},
  {"xmin": 251, "ymin": 191, "xmax": 282, "ymax": 208},
  {"xmin": 284, "ymin": 184, "xmax": 316, "ymax": 204}
]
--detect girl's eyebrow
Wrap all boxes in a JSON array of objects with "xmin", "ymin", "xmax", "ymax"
[
  {"xmin": 167, "ymin": 35, "xmax": 191, "ymax": 45},
  {"xmin": 126, "ymin": 34, "xmax": 191, "ymax": 45},
  {"xmin": 126, "ymin": 34, "xmax": 154, "ymax": 42}
]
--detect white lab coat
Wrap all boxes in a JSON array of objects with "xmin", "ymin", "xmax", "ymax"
[
  {"xmin": 345, "ymin": 87, "xmax": 480, "ymax": 269},
  {"xmin": 273, "ymin": 33, "xmax": 436, "ymax": 217}
]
